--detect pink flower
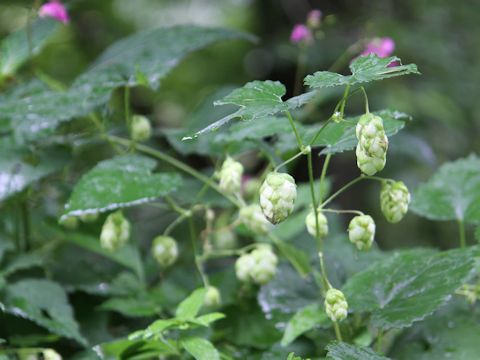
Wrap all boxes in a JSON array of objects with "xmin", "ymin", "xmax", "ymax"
[
  {"xmin": 361, "ymin": 37, "xmax": 395, "ymax": 58},
  {"xmin": 307, "ymin": 9, "xmax": 322, "ymax": 28},
  {"xmin": 39, "ymin": 0, "xmax": 69, "ymax": 24},
  {"xmin": 290, "ymin": 24, "xmax": 313, "ymax": 44}
]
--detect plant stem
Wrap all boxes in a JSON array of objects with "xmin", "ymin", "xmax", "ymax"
[
  {"xmin": 321, "ymin": 208, "xmax": 364, "ymax": 216},
  {"xmin": 319, "ymin": 154, "xmax": 331, "ymax": 202},
  {"xmin": 285, "ymin": 110, "xmax": 304, "ymax": 150},
  {"xmin": 320, "ymin": 176, "xmax": 365, "ymax": 208},
  {"xmin": 107, "ymin": 135, "xmax": 241, "ymax": 208},
  {"xmin": 360, "ymin": 86, "xmax": 370, "ymax": 114},
  {"xmin": 458, "ymin": 219, "xmax": 466, "ymax": 248},
  {"xmin": 333, "ymin": 321, "xmax": 343, "ymax": 342},
  {"xmin": 307, "ymin": 151, "xmax": 322, "ymax": 250},
  {"xmin": 275, "ymin": 150, "xmax": 305, "ymax": 172},
  {"xmin": 376, "ymin": 330, "xmax": 383, "ymax": 353},
  {"xmin": 188, "ymin": 217, "xmax": 209, "ymax": 287},
  {"xmin": 124, "ymin": 86, "xmax": 131, "ymax": 128}
]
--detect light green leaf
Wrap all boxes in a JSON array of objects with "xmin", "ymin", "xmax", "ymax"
[
  {"xmin": 98, "ymin": 296, "xmax": 161, "ymax": 318},
  {"xmin": 191, "ymin": 312, "xmax": 226, "ymax": 327},
  {"xmin": 4, "ymin": 279, "xmax": 87, "ymax": 345},
  {"xmin": 342, "ymin": 247, "xmax": 477, "ymax": 329},
  {"xmin": 305, "ymin": 54, "xmax": 419, "ymax": 89},
  {"xmin": 326, "ymin": 342, "xmax": 390, "ymax": 360},
  {"xmin": 0, "ymin": 19, "xmax": 59, "ymax": 78},
  {"xmin": 273, "ymin": 239, "xmax": 311, "ymax": 277},
  {"xmin": 175, "ymin": 288, "xmax": 206, "ymax": 320},
  {"xmin": 130, "ymin": 318, "xmax": 181, "ymax": 340},
  {"xmin": 281, "ymin": 303, "xmax": 329, "ymax": 346},
  {"xmin": 411, "ymin": 155, "xmax": 480, "ymax": 224},
  {"xmin": 182, "ymin": 337, "xmax": 220, "ymax": 360},
  {"xmin": 63, "ymin": 155, "xmax": 181, "ymax": 219}
]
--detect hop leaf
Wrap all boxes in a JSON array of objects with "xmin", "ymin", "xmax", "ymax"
[
  {"xmin": 305, "ymin": 210, "xmax": 328, "ymax": 239},
  {"xmin": 130, "ymin": 115, "xmax": 152, "ymax": 142},
  {"xmin": 235, "ymin": 245, "xmax": 278, "ymax": 285},
  {"xmin": 204, "ymin": 286, "xmax": 222, "ymax": 307},
  {"xmin": 348, "ymin": 215, "xmax": 375, "ymax": 251},
  {"xmin": 218, "ymin": 157, "xmax": 243, "ymax": 194},
  {"xmin": 259, "ymin": 172, "xmax": 297, "ymax": 224},
  {"xmin": 239, "ymin": 204, "xmax": 271, "ymax": 235},
  {"xmin": 151, "ymin": 235, "xmax": 178, "ymax": 268},
  {"xmin": 325, "ymin": 288, "xmax": 348, "ymax": 322},
  {"xmin": 100, "ymin": 211, "xmax": 131, "ymax": 251},
  {"xmin": 380, "ymin": 180, "xmax": 411, "ymax": 223},
  {"xmin": 355, "ymin": 113, "xmax": 388, "ymax": 176}
]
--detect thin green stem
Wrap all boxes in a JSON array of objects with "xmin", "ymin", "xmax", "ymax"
[
  {"xmin": 307, "ymin": 151, "xmax": 322, "ymax": 250},
  {"xmin": 321, "ymin": 208, "xmax": 364, "ymax": 216},
  {"xmin": 376, "ymin": 330, "xmax": 384, "ymax": 353},
  {"xmin": 321, "ymin": 176, "xmax": 365, "ymax": 208},
  {"xmin": 339, "ymin": 84, "xmax": 351, "ymax": 116},
  {"xmin": 285, "ymin": 110, "xmax": 304, "ymax": 150},
  {"xmin": 318, "ymin": 154, "xmax": 331, "ymax": 203},
  {"xmin": 124, "ymin": 86, "xmax": 131, "ymax": 129},
  {"xmin": 360, "ymin": 87, "xmax": 370, "ymax": 114},
  {"xmin": 328, "ymin": 41, "xmax": 363, "ymax": 73},
  {"xmin": 107, "ymin": 135, "xmax": 241, "ymax": 208},
  {"xmin": 458, "ymin": 220, "xmax": 466, "ymax": 248},
  {"xmin": 164, "ymin": 214, "xmax": 188, "ymax": 236},
  {"xmin": 274, "ymin": 150, "xmax": 305, "ymax": 172},
  {"xmin": 188, "ymin": 217, "xmax": 209, "ymax": 287},
  {"xmin": 333, "ymin": 321, "xmax": 343, "ymax": 342}
]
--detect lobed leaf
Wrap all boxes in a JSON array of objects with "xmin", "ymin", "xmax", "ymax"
[
  {"xmin": 281, "ymin": 303, "xmax": 329, "ymax": 346},
  {"xmin": 326, "ymin": 342, "xmax": 390, "ymax": 360},
  {"xmin": 182, "ymin": 337, "xmax": 220, "ymax": 360},
  {"xmin": 175, "ymin": 288, "xmax": 207, "ymax": 320}
]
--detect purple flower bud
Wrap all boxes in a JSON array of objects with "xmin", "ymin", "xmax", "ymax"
[
  {"xmin": 290, "ymin": 24, "xmax": 313, "ymax": 44},
  {"xmin": 361, "ymin": 37, "xmax": 395, "ymax": 58},
  {"xmin": 39, "ymin": 0, "xmax": 70, "ymax": 24},
  {"xmin": 307, "ymin": 9, "xmax": 322, "ymax": 28}
]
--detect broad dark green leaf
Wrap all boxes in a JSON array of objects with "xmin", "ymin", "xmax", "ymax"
[
  {"xmin": 281, "ymin": 303, "xmax": 329, "ymax": 346},
  {"xmin": 0, "ymin": 253, "xmax": 44, "ymax": 277},
  {"xmin": 175, "ymin": 288, "xmax": 206, "ymax": 320},
  {"xmin": 305, "ymin": 54, "xmax": 419, "ymax": 89},
  {"xmin": 182, "ymin": 337, "xmax": 220, "ymax": 360},
  {"xmin": 411, "ymin": 155, "xmax": 480, "ymax": 224},
  {"xmin": 63, "ymin": 155, "xmax": 181, "ymax": 218},
  {"xmin": 0, "ymin": 19, "xmax": 59, "ymax": 78},
  {"xmin": 3, "ymin": 279, "xmax": 87, "ymax": 345},
  {"xmin": 342, "ymin": 247, "xmax": 477, "ymax": 329},
  {"xmin": 326, "ymin": 342, "xmax": 390, "ymax": 360}
]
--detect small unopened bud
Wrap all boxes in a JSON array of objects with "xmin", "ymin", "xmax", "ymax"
[
  {"xmin": 260, "ymin": 172, "xmax": 297, "ymax": 224},
  {"xmin": 348, "ymin": 215, "xmax": 375, "ymax": 251},
  {"xmin": 219, "ymin": 157, "xmax": 243, "ymax": 194},
  {"xmin": 213, "ymin": 228, "xmax": 237, "ymax": 250},
  {"xmin": 355, "ymin": 113, "xmax": 388, "ymax": 176},
  {"xmin": 130, "ymin": 115, "xmax": 152, "ymax": 142},
  {"xmin": 325, "ymin": 288, "xmax": 348, "ymax": 322},
  {"xmin": 239, "ymin": 204, "xmax": 271, "ymax": 235},
  {"xmin": 305, "ymin": 210, "xmax": 328, "ymax": 239},
  {"xmin": 380, "ymin": 180, "xmax": 410, "ymax": 223},
  {"xmin": 152, "ymin": 235, "xmax": 178, "ymax": 268},
  {"xmin": 100, "ymin": 211, "xmax": 130, "ymax": 251},
  {"xmin": 204, "ymin": 286, "xmax": 221, "ymax": 307},
  {"xmin": 307, "ymin": 9, "xmax": 322, "ymax": 28}
]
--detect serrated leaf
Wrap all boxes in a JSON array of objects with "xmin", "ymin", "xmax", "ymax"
[
  {"xmin": 182, "ymin": 337, "xmax": 220, "ymax": 360},
  {"xmin": 175, "ymin": 288, "xmax": 206, "ymax": 320},
  {"xmin": 133, "ymin": 318, "xmax": 181, "ymax": 340},
  {"xmin": 342, "ymin": 247, "xmax": 477, "ymax": 329},
  {"xmin": 3, "ymin": 279, "xmax": 87, "ymax": 345},
  {"xmin": 326, "ymin": 342, "xmax": 390, "ymax": 360},
  {"xmin": 411, "ymin": 155, "xmax": 480, "ymax": 224},
  {"xmin": 63, "ymin": 155, "xmax": 181, "ymax": 219},
  {"xmin": 281, "ymin": 303, "xmax": 329, "ymax": 346},
  {"xmin": 305, "ymin": 54, "xmax": 419, "ymax": 89},
  {"xmin": 0, "ymin": 253, "xmax": 44, "ymax": 277},
  {"xmin": 0, "ymin": 19, "xmax": 59, "ymax": 78}
]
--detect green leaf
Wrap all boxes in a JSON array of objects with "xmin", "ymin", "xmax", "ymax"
[
  {"xmin": 304, "ymin": 54, "xmax": 419, "ymax": 89},
  {"xmin": 3, "ymin": 279, "xmax": 87, "ymax": 345},
  {"xmin": 273, "ymin": 239, "xmax": 311, "ymax": 277},
  {"xmin": 182, "ymin": 337, "xmax": 220, "ymax": 360},
  {"xmin": 325, "ymin": 342, "xmax": 390, "ymax": 360},
  {"xmin": 342, "ymin": 247, "xmax": 477, "ymax": 329},
  {"xmin": 130, "ymin": 318, "xmax": 181, "ymax": 340},
  {"xmin": 411, "ymin": 155, "xmax": 480, "ymax": 224},
  {"xmin": 0, "ymin": 252, "xmax": 44, "ymax": 277},
  {"xmin": 475, "ymin": 226, "xmax": 480, "ymax": 242},
  {"xmin": 0, "ymin": 19, "xmax": 59, "ymax": 78},
  {"xmin": 98, "ymin": 296, "xmax": 161, "ymax": 318},
  {"xmin": 281, "ymin": 303, "xmax": 329, "ymax": 346},
  {"xmin": 191, "ymin": 312, "xmax": 226, "ymax": 327},
  {"xmin": 175, "ymin": 288, "xmax": 206, "ymax": 320},
  {"xmin": 188, "ymin": 80, "xmax": 288, "ymax": 137},
  {"xmin": 63, "ymin": 155, "xmax": 181, "ymax": 219}
]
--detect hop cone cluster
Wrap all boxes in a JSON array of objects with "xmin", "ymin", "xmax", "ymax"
[
  {"xmin": 348, "ymin": 215, "xmax": 375, "ymax": 251},
  {"xmin": 100, "ymin": 211, "xmax": 131, "ymax": 251},
  {"xmin": 325, "ymin": 288, "xmax": 348, "ymax": 322},
  {"xmin": 260, "ymin": 172, "xmax": 297, "ymax": 224},
  {"xmin": 130, "ymin": 115, "xmax": 152, "ymax": 142},
  {"xmin": 355, "ymin": 113, "xmax": 388, "ymax": 175},
  {"xmin": 239, "ymin": 204, "xmax": 271, "ymax": 235},
  {"xmin": 380, "ymin": 180, "xmax": 410, "ymax": 223},
  {"xmin": 219, "ymin": 157, "xmax": 244, "ymax": 194},
  {"xmin": 305, "ymin": 210, "xmax": 328, "ymax": 239},
  {"xmin": 152, "ymin": 235, "xmax": 178, "ymax": 268},
  {"xmin": 235, "ymin": 246, "xmax": 278, "ymax": 285}
]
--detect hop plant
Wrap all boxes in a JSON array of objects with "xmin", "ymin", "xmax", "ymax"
[
  {"xmin": 355, "ymin": 113, "xmax": 388, "ymax": 176},
  {"xmin": 213, "ymin": 228, "xmax": 237, "ymax": 250},
  {"xmin": 325, "ymin": 288, "xmax": 348, "ymax": 322},
  {"xmin": 59, "ymin": 216, "xmax": 78, "ymax": 230},
  {"xmin": 204, "ymin": 286, "xmax": 222, "ymax": 307},
  {"xmin": 239, "ymin": 204, "xmax": 271, "ymax": 235},
  {"xmin": 305, "ymin": 210, "xmax": 328, "ymax": 238},
  {"xmin": 348, "ymin": 215, "xmax": 375, "ymax": 251},
  {"xmin": 235, "ymin": 245, "xmax": 278, "ymax": 285},
  {"xmin": 259, "ymin": 172, "xmax": 297, "ymax": 224},
  {"xmin": 130, "ymin": 115, "xmax": 152, "ymax": 142},
  {"xmin": 80, "ymin": 212, "xmax": 98, "ymax": 223},
  {"xmin": 100, "ymin": 211, "xmax": 131, "ymax": 251},
  {"xmin": 218, "ymin": 157, "xmax": 243, "ymax": 194},
  {"xmin": 152, "ymin": 235, "xmax": 178, "ymax": 268},
  {"xmin": 380, "ymin": 180, "xmax": 411, "ymax": 223}
]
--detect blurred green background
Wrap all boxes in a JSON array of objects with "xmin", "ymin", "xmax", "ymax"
[{"xmin": 1, "ymin": 0, "xmax": 479, "ymax": 250}]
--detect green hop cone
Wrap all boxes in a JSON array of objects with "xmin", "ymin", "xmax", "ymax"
[
  {"xmin": 239, "ymin": 204, "xmax": 271, "ymax": 235},
  {"xmin": 259, "ymin": 172, "xmax": 297, "ymax": 224},
  {"xmin": 355, "ymin": 113, "xmax": 388, "ymax": 176},
  {"xmin": 204, "ymin": 286, "xmax": 222, "ymax": 307},
  {"xmin": 235, "ymin": 253, "xmax": 255, "ymax": 282},
  {"xmin": 325, "ymin": 288, "xmax": 348, "ymax": 322},
  {"xmin": 213, "ymin": 228, "xmax": 237, "ymax": 250},
  {"xmin": 380, "ymin": 180, "xmax": 411, "ymax": 223},
  {"xmin": 219, "ymin": 157, "xmax": 244, "ymax": 194},
  {"xmin": 305, "ymin": 210, "xmax": 328, "ymax": 239},
  {"xmin": 130, "ymin": 115, "xmax": 152, "ymax": 142},
  {"xmin": 348, "ymin": 215, "xmax": 375, "ymax": 251},
  {"xmin": 152, "ymin": 235, "xmax": 178, "ymax": 268},
  {"xmin": 100, "ymin": 211, "xmax": 131, "ymax": 251},
  {"xmin": 235, "ymin": 245, "xmax": 278, "ymax": 285}
]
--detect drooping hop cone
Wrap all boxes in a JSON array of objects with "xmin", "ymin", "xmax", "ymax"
[
  {"xmin": 259, "ymin": 172, "xmax": 297, "ymax": 224},
  {"xmin": 305, "ymin": 210, "xmax": 328, "ymax": 239},
  {"xmin": 130, "ymin": 115, "xmax": 152, "ymax": 142},
  {"xmin": 239, "ymin": 204, "xmax": 271, "ymax": 235},
  {"xmin": 204, "ymin": 286, "xmax": 222, "ymax": 307},
  {"xmin": 355, "ymin": 113, "xmax": 388, "ymax": 176},
  {"xmin": 325, "ymin": 288, "xmax": 348, "ymax": 322},
  {"xmin": 100, "ymin": 211, "xmax": 131, "ymax": 251},
  {"xmin": 380, "ymin": 180, "xmax": 410, "ymax": 223},
  {"xmin": 235, "ymin": 245, "xmax": 278, "ymax": 285},
  {"xmin": 151, "ymin": 235, "xmax": 178, "ymax": 268},
  {"xmin": 219, "ymin": 157, "xmax": 244, "ymax": 194},
  {"xmin": 348, "ymin": 215, "xmax": 375, "ymax": 251}
]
